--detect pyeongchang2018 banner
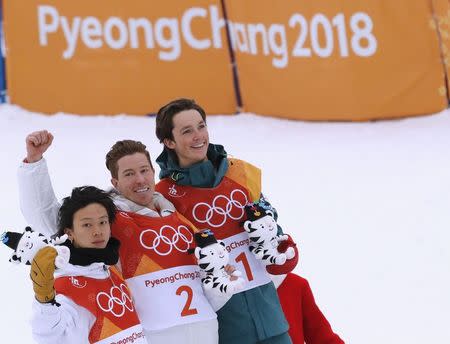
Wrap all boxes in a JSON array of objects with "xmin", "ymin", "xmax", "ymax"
[
  {"xmin": 2, "ymin": 0, "xmax": 449, "ymax": 120},
  {"xmin": 225, "ymin": 0, "xmax": 448, "ymax": 120},
  {"xmin": 3, "ymin": 0, "xmax": 236, "ymax": 115}
]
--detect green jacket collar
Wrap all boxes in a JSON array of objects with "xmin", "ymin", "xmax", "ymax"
[{"xmin": 156, "ymin": 143, "xmax": 229, "ymax": 188}]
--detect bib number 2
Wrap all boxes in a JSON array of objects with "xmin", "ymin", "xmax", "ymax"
[{"xmin": 176, "ymin": 285, "xmax": 198, "ymax": 317}]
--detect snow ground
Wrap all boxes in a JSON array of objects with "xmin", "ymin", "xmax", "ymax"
[{"xmin": 0, "ymin": 104, "xmax": 449, "ymax": 343}]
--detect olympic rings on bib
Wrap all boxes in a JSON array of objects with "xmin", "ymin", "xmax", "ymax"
[
  {"xmin": 96, "ymin": 283, "xmax": 134, "ymax": 318},
  {"xmin": 192, "ymin": 189, "xmax": 248, "ymax": 228},
  {"xmin": 140, "ymin": 225, "xmax": 194, "ymax": 256}
]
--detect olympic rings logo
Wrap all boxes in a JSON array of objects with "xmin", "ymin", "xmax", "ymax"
[
  {"xmin": 118, "ymin": 211, "xmax": 132, "ymax": 219},
  {"xmin": 140, "ymin": 225, "xmax": 194, "ymax": 256},
  {"xmin": 97, "ymin": 283, "xmax": 134, "ymax": 318},
  {"xmin": 192, "ymin": 189, "xmax": 248, "ymax": 228}
]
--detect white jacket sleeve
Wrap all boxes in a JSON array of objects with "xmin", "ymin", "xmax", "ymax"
[
  {"xmin": 31, "ymin": 295, "xmax": 94, "ymax": 344},
  {"xmin": 17, "ymin": 158, "xmax": 60, "ymax": 236}
]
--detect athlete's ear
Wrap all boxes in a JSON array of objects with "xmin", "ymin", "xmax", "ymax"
[
  {"xmin": 111, "ymin": 178, "xmax": 118, "ymax": 188},
  {"xmin": 163, "ymin": 138, "xmax": 176, "ymax": 150},
  {"xmin": 65, "ymin": 228, "xmax": 74, "ymax": 241}
]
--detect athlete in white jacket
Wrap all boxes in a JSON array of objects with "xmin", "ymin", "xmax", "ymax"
[
  {"xmin": 29, "ymin": 186, "xmax": 147, "ymax": 344},
  {"xmin": 32, "ymin": 255, "xmax": 146, "ymax": 344}
]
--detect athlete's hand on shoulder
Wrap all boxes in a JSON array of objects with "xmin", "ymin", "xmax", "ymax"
[{"xmin": 25, "ymin": 130, "xmax": 54, "ymax": 163}]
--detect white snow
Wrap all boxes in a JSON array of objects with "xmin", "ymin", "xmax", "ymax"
[{"xmin": 0, "ymin": 103, "xmax": 449, "ymax": 343}]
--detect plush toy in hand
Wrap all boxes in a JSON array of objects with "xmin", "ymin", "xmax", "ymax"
[
  {"xmin": 1, "ymin": 226, "xmax": 70, "ymax": 268},
  {"xmin": 265, "ymin": 233, "xmax": 298, "ymax": 275},
  {"xmin": 243, "ymin": 202, "xmax": 296, "ymax": 267},
  {"xmin": 192, "ymin": 229, "xmax": 245, "ymax": 295}
]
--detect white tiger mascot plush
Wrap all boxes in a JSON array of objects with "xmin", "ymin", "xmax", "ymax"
[
  {"xmin": 1, "ymin": 226, "xmax": 70, "ymax": 268},
  {"xmin": 192, "ymin": 229, "xmax": 245, "ymax": 295},
  {"xmin": 243, "ymin": 203, "xmax": 295, "ymax": 266}
]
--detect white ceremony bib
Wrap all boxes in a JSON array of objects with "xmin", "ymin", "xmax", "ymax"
[
  {"xmin": 126, "ymin": 265, "xmax": 217, "ymax": 331},
  {"xmin": 222, "ymin": 232, "xmax": 272, "ymax": 291}
]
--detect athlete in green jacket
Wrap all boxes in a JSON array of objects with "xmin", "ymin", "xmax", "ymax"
[{"xmin": 155, "ymin": 98, "xmax": 292, "ymax": 344}]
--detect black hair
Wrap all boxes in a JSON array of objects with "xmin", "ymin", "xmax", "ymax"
[{"xmin": 56, "ymin": 186, "xmax": 117, "ymax": 237}]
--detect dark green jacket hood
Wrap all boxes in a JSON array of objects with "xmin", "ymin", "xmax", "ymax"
[{"xmin": 156, "ymin": 143, "xmax": 229, "ymax": 188}]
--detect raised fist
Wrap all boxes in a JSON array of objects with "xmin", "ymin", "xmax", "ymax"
[{"xmin": 25, "ymin": 130, "xmax": 54, "ymax": 163}]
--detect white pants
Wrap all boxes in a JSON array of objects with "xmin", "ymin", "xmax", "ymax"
[{"xmin": 145, "ymin": 319, "xmax": 219, "ymax": 344}]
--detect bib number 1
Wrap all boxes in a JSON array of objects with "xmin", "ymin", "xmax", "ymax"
[{"xmin": 235, "ymin": 252, "xmax": 254, "ymax": 281}]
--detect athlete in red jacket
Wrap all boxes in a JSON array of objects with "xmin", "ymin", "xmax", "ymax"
[{"xmin": 275, "ymin": 273, "xmax": 345, "ymax": 344}]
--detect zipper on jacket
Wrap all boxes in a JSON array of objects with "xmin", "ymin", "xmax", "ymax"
[{"xmin": 103, "ymin": 264, "xmax": 117, "ymax": 287}]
